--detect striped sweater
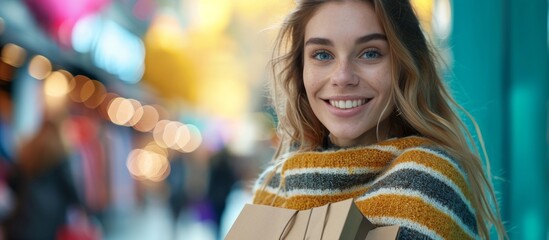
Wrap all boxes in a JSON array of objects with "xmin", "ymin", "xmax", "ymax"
[{"xmin": 252, "ymin": 136, "xmax": 478, "ymax": 240}]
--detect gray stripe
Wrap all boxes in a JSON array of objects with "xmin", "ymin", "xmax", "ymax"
[
  {"xmin": 285, "ymin": 172, "xmax": 378, "ymax": 191},
  {"xmin": 260, "ymin": 172, "xmax": 281, "ymax": 189},
  {"xmin": 397, "ymin": 227, "xmax": 433, "ymax": 240},
  {"xmin": 367, "ymin": 169, "xmax": 478, "ymax": 234}
]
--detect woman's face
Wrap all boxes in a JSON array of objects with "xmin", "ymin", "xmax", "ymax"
[{"xmin": 303, "ymin": 0, "xmax": 393, "ymax": 147}]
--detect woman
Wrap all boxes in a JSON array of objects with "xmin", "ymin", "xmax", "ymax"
[{"xmin": 252, "ymin": 0, "xmax": 507, "ymax": 239}]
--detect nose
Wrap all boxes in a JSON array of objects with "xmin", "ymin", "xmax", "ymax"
[{"xmin": 330, "ymin": 60, "xmax": 358, "ymax": 87}]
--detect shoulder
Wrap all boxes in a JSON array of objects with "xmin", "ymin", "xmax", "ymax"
[
  {"xmin": 370, "ymin": 140, "xmax": 473, "ymax": 208},
  {"xmin": 391, "ymin": 144, "xmax": 470, "ymax": 192},
  {"xmin": 356, "ymin": 139, "xmax": 479, "ymax": 239},
  {"xmin": 379, "ymin": 136, "xmax": 471, "ymax": 196}
]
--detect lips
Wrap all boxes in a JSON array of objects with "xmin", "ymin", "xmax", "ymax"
[{"xmin": 328, "ymin": 98, "xmax": 371, "ymax": 109}]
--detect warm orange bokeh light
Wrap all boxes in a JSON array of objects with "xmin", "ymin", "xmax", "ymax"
[
  {"xmin": 28, "ymin": 55, "xmax": 52, "ymax": 80},
  {"xmin": 1, "ymin": 43, "xmax": 26, "ymax": 67},
  {"xmin": 44, "ymin": 71, "xmax": 70, "ymax": 97},
  {"xmin": 179, "ymin": 124, "xmax": 202, "ymax": 153},
  {"xmin": 83, "ymin": 80, "xmax": 107, "ymax": 109},
  {"xmin": 153, "ymin": 120, "xmax": 170, "ymax": 148},
  {"xmin": 133, "ymin": 105, "xmax": 159, "ymax": 132},
  {"xmin": 126, "ymin": 147, "xmax": 171, "ymax": 182},
  {"xmin": 69, "ymin": 75, "xmax": 90, "ymax": 102}
]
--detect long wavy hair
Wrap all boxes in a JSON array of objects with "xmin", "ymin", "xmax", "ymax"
[{"xmin": 267, "ymin": 0, "xmax": 506, "ymax": 238}]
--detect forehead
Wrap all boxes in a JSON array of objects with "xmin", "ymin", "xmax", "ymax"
[{"xmin": 304, "ymin": 1, "xmax": 384, "ymax": 40}]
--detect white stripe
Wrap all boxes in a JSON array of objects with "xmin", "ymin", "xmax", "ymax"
[
  {"xmin": 285, "ymin": 184, "xmax": 367, "ymax": 196},
  {"xmin": 256, "ymin": 185, "xmax": 350, "ymax": 198},
  {"xmin": 259, "ymin": 184, "xmax": 367, "ymax": 198},
  {"xmin": 357, "ymin": 188, "xmax": 478, "ymax": 239},
  {"xmin": 367, "ymin": 216, "xmax": 444, "ymax": 240},
  {"xmin": 259, "ymin": 185, "xmax": 285, "ymax": 196},
  {"xmin": 368, "ymin": 161, "xmax": 475, "ymax": 214},
  {"xmin": 363, "ymin": 144, "xmax": 401, "ymax": 155},
  {"xmin": 283, "ymin": 167, "xmax": 380, "ymax": 176}
]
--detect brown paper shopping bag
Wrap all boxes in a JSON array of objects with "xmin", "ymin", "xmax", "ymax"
[
  {"xmin": 365, "ymin": 226, "xmax": 400, "ymax": 240},
  {"xmin": 224, "ymin": 203, "xmax": 299, "ymax": 239},
  {"xmin": 225, "ymin": 198, "xmax": 399, "ymax": 240}
]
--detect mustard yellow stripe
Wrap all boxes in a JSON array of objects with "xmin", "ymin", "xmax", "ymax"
[
  {"xmin": 356, "ymin": 194, "xmax": 473, "ymax": 240},
  {"xmin": 378, "ymin": 136, "xmax": 432, "ymax": 150},
  {"xmin": 284, "ymin": 148, "xmax": 394, "ymax": 170},
  {"xmin": 283, "ymin": 189, "xmax": 369, "ymax": 210},
  {"xmin": 252, "ymin": 190, "xmax": 288, "ymax": 208},
  {"xmin": 254, "ymin": 188, "xmax": 369, "ymax": 211},
  {"xmin": 392, "ymin": 150, "xmax": 473, "ymax": 202}
]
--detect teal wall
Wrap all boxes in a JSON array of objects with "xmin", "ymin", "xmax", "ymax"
[{"xmin": 451, "ymin": 0, "xmax": 549, "ymax": 239}]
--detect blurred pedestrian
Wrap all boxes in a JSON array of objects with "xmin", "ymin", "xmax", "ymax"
[{"xmin": 4, "ymin": 119, "xmax": 80, "ymax": 240}]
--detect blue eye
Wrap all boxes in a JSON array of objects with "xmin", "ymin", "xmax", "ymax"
[
  {"xmin": 360, "ymin": 50, "xmax": 381, "ymax": 60},
  {"xmin": 312, "ymin": 51, "xmax": 333, "ymax": 61}
]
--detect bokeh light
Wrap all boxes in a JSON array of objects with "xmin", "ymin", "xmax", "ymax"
[
  {"xmin": 162, "ymin": 121, "xmax": 183, "ymax": 149},
  {"xmin": 133, "ymin": 105, "xmax": 159, "ymax": 132},
  {"xmin": 109, "ymin": 97, "xmax": 135, "ymax": 126},
  {"xmin": 28, "ymin": 55, "xmax": 52, "ymax": 80},
  {"xmin": 128, "ymin": 101, "xmax": 144, "ymax": 127},
  {"xmin": 152, "ymin": 119, "xmax": 170, "ymax": 148},
  {"xmin": 1, "ymin": 43, "xmax": 26, "ymax": 67},
  {"xmin": 44, "ymin": 71, "xmax": 70, "ymax": 97},
  {"xmin": 68, "ymin": 75, "xmax": 90, "ymax": 102},
  {"xmin": 184, "ymin": 0, "xmax": 233, "ymax": 35},
  {"xmin": 97, "ymin": 92, "xmax": 119, "ymax": 120},
  {"xmin": 174, "ymin": 124, "xmax": 191, "ymax": 151},
  {"xmin": 80, "ymin": 78, "xmax": 96, "ymax": 103},
  {"xmin": 126, "ymin": 144, "xmax": 171, "ymax": 182},
  {"xmin": 83, "ymin": 80, "xmax": 106, "ymax": 109},
  {"xmin": 432, "ymin": 0, "xmax": 453, "ymax": 39},
  {"xmin": 179, "ymin": 124, "xmax": 202, "ymax": 153},
  {"xmin": 43, "ymin": 70, "xmax": 72, "ymax": 115},
  {"xmin": 142, "ymin": 14, "xmax": 199, "ymax": 104}
]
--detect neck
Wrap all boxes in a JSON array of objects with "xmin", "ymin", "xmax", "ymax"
[{"xmin": 330, "ymin": 118, "xmax": 392, "ymax": 148}]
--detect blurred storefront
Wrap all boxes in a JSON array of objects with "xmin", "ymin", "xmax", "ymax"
[
  {"xmin": 0, "ymin": 0, "xmax": 284, "ymax": 239},
  {"xmin": 0, "ymin": 0, "xmax": 547, "ymax": 239}
]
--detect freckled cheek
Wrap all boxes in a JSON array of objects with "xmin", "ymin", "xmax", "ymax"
[
  {"xmin": 303, "ymin": 67, "xmax": 329, "ymax": 92},
  {"xmin": 358, "ymin": 68, "xmax": 392, "ymax": 94}
]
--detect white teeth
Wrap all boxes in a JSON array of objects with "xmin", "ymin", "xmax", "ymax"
[{"xmin": 329, "ymin": 99, "xmax": 368, "ymax": 109}]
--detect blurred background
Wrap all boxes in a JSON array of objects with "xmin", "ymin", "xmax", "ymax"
[{"xmin": 0, "ymin": 0, "xmax": 546, "ymax": 239}]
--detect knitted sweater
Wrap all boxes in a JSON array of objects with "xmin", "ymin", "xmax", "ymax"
[{"xmin": 252, "ymin": 136, "xmax": 478, "ymax": 240}]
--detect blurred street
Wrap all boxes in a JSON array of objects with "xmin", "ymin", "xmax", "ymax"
[{"xmin": 102, "ymin": 190, "xmax": 251, "ymax": 240}]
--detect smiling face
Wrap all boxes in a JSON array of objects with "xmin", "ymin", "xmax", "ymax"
[{"xmin": 303, "ymin": 0, "xmax": 394, "ymax": 147}]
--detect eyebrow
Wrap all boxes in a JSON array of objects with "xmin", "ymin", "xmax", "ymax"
[
  {"xmin": 355, "ymin": 33, "xmax": 387, "ymax": 44},
  {"xmin": 304, "ymin": 33, "xmax": 387, "ymax": 46}
]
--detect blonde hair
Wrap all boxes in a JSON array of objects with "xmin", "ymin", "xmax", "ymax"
[{"xmin": 267, "ymin": 0, "xmax": 507, "ymax": 238}]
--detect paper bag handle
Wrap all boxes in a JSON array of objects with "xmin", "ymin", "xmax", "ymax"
[
  {"xmin": 304, "ymin": 203, "xmax": 330, "ymax": 240},
  {"xmin": 279, "ymin": 210, "xmax": 299, "ymax": 240},
  {"xmin": 278, "ymin": 203, "xmax": 331, "ymax": 240}
]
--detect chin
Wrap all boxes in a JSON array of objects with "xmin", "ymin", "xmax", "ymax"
[{"xmin": 328, "ymin": 126, "xmax": 377, "ymax": 147}]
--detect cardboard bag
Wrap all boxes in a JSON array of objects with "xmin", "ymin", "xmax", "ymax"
[{"xmin": 225, "ymin": 198, "xmax": 399, "ymax": 240}]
